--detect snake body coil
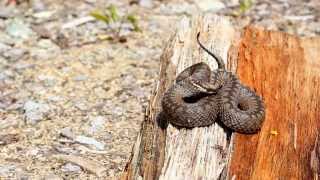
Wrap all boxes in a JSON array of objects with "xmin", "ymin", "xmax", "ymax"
[{"xmin": 161, "ymin": 33, "xmax": 265, "ymax": 133}]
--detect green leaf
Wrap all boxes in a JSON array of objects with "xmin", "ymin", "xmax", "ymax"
[
  {"xmin": 107, "ymin": 4, "xmax": 119, "ymax": 22},
  {"xmin": 126, "ymin": 14, "xmax": 141, "ymax": 32},
  {"xmin": 239, "ymin": 0, "xmax": 253, "ymax": 13},
  {"xmin": 90, "ymin": 10, "xmax": 110, "ymax": 24}
]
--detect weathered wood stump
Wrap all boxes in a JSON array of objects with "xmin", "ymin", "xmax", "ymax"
[{"xmin": 121, "ymin": 15, "xmax": 320, "ymax": 180}]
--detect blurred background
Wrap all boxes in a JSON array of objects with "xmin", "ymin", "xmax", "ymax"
[{"xmin": 0, "ymin": 0, "xmax": 319, "ymax": 179}]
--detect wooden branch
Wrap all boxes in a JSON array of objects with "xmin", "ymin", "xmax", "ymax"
[{"xmin": 121, "ymin": 14, "xmax": 320, "ymax": 180}]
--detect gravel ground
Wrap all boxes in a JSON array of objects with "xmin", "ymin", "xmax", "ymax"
[{"xmin": 0, "ymin": 0, "xmax": 319, "ymax": 179}]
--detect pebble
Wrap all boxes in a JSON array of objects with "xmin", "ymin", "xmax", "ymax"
[
  {"xmin": 31, "ymin": 0, "xmax": 47, "ymax": 12},
  {"xmin": 0, "ymin": 42, "xmax": 11, "ymax": 54},
  {"xmin": 0, "ymin": 32, "xmax": 16, "ymax": 45},
  {"xmin": 0, "ymin": 164, "xmax": 16, "ymax": 176},
  {"xmin": 139, "ymin": 0, "xmax": 153, "ymax": 8},
  {"xmin": 0, "ymin": 6, "xmax": 17, "ymax": 19},
  {"xmin": 61, "ymin": 163, "xmax": 82, "ymax": 173},
  {"xmin": 194, "ymin": 0, "xmax": 226, "ymax": 12},
  {"xmin": 75, "ymin": 135, "xmax": 105, "ymax": 150},
  {"xmin": 33, "ymin": 11, "xmax": 55, "ymax": 19},
  {"xmin": 30, "ymin": 39, "xmax": 60, "ymax": 60},
  {"xmin": 23, "ymin": 100, "xmax": 50, "ymax": 124},
  {"xmin": 87, "ymin": 116, "xmax": 106, "ymax": 135},
  {"xmin": 3, "ymin": 48, "xmax": 28, "ymax": 62},
  {"xmin": 74, "ymin": 101, "xmax": 89, "ymax": 111},
  {"xmin": 6, "ymin": 18, "xmax": 34, "ymax": 39},
  {"xmin": 60, "ymin": 127, "xmax": 75, "ymax": 139},
  {"xmin": 159, "ymin": 2, "xmax": 197, "ymax": 15}
]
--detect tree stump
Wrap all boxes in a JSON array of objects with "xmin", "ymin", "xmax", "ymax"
[{"xmin": 121, "ymin": 15, "xmax": 320, "ymax": 180}]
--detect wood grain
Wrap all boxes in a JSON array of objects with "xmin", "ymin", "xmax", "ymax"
[
  {"xmin": 228, "ymin": 26, "xmax": 320, "ymax": 179},
  {"xmin": 121, "ymin": 15, "xmax": 236, "ymax": 180}
]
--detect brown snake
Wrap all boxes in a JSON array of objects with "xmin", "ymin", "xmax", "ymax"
[{"xmin": 161, "ymin": 33, "xmax": 265, "ymax": 133}]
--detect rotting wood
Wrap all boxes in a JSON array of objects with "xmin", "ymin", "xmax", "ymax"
[
  {"xmin": 228, "ymin": 27, "xmax": 320, "ymax": 180},
  {"xmin": 121, "ymin": 15, "xmax": 320, "ymax": 180},
  {"xmin": 121, "ymin": 15, "xmax": 236, "ymax": 180}
]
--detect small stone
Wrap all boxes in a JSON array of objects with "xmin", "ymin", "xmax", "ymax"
[
  {"xmin": 0, "ymin": 72, "xmax": 8, "ymax": 81},
  {"xmin": 60, "ymin": 127, "xmax": 75, "ymax": 139},
  {"xmin": 194, "ymin": 0, "xmax": 226, "ymax": 12},
  {"xmin": 113, "ymin": 106, "xmax": 124, "ymax": 116},
  {"xmin": 84, "ymin": 0, "xmax": 96, "ymax": 4},
  {"xmin": 74, "ymin": 101, "xmax": 88, "ymax": 111},
  {"xmin": 139, "ymin": 0, "xmax": 153, "ymax": 8},
  {"xmin": 32, "ymin": 25, "xmax": 51, "ymax": 39},
  {"xmin": 0, "ymin": 164, "xmax": 16, "ymax": 176},
  {"xmin": 0, "ymin": 6, "xmax": 17, "ymax": 19},
  {"xmin": 30, "ymin": 39, "xmax": 60, "ymax": 60},
  {"xmin": 0, "ymin": 42, "xmax": 11, "ymax": 54},
  {"xmin": 23, "ymin": 100, "xmax": 50, "ymax": 124},
  {"xmin": 38, "ymin": 74, "xmax": 56, "ymax": 87},
  {"xmin": 33, "ymin": 11, "xmax": 55, "ymax": 19},
  {"xmin": 159, "ymin": 2, "xmax": 197, "ymax": 15},
  {"xmin": 75, "ymin": 135, "xmax": 105, "ymax": 150},
  {"xmin": 43, "ymin": 173, "xmax": 63, "ymax": 180},
  {"xmin": 37, "ymin": 39, "xmax": 59, "ymax": 49},
  {"xmin": 6, "ymin": 18, "xmax": 34, "ymax": 39},
  {"xmin": 87, "ymin": 116, "xmax": 105, "ymax": 135},
  {"xmin": 31, "ymin": 0, "xmax": 46, "ymax": 12},
  {"xmin": 3, "ymin": 48, "xmax": 28, "ymax": 61},
  {"xmin": 61, "ymin": 163, "xmax": 81, "ymax": 173},
  {"xmin": 73, "ymin": 75, "xmax": 88, "ymax": 81},
  {"xmin": 0, "ymin": 32, "xmax": 15, "ymax": 45}
]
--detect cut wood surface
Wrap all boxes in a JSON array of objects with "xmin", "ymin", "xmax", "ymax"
[
  {"xmin": 228, "ymin": 26, "xmax": 320, "ymax": 179},
  {"xmin": 121, "ymin": 14, "xmax": 320, "ymax": 180}
]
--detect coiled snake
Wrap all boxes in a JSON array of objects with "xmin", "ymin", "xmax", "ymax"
[{"xmin": 161, "ymin": 33, "xmax": 265, "ymax": 133}]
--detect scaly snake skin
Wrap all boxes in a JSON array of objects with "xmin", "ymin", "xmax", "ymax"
[{"xmin": 161, "ymin": 33, "xmax": 265, "ymax": 133}]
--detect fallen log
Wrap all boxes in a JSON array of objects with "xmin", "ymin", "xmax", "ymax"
[{"xmin": 121, "ymin": 14, "xmax": 320, "ymax": 180}]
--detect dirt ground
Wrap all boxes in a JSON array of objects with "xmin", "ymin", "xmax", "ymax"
[{"xmin": 0, "ymin": 0, "xmax": 319, "ymax": 179}]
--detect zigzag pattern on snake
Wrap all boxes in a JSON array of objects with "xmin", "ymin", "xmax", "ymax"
[{"xmin": 161, "ymin": 32, "xmax": 265, "ymax": 133}]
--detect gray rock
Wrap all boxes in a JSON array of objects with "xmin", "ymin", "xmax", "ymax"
[
  {"xmin": 60, "ymin": 127, "xmax": 75, "ymax": 139},
  {"xmin": 194, "ymin": 0, "xmax": 225, "ymax": 12},
  {"xmin": 3, "ymin": 48, "xmax": 28, "ymax": 61},
  {"xmin": 139, "ymin": 0, "xmax": 153, "ymax": 8},
  {"xmin": 6, "ymin": 18, "xmax": 34, "ymax": 39},
  {"xmin": 33, "ymin": 11, "xmax": 55, "ymax": 19},
  {"xmin": 87, "ymin": 116, "xmax": 105, "ymax": 134},
  {"xmin": 0, "ymin": 6, "xmax": 17, "ymax": 19},
  {"xmin": 0, "ymin": 32, "xmax": 16, "ymax": 45},
  {"xmin": 113, "ymin": 106, "xmax": 124, "ymax": 116},
  {"xmin": 61, "ymin": 163, "xmax": 81, "ymax": 173},
  {"xmin": 75, "ymin": 135, "xmax": 105, "ymax": 150},
  {"xmin": 0, "ymin": 42, "xmax": 11, "ymax": 54},
  {"xmin": 31, "ymin": 0, "xmax": 46, "ymax": 12},
  {"xmin": 0, "ymin": 72, "xmax": 8, "ymax": 81},
  {"xmin": 38, "ymin": 74, "xmax": 56, "ymax": 87},
  {"xmin": 159, "ymin": 2, "xmax": 197, "ymax": 15},
  {"xmin": 0, "ymin": 164, "xmax": 16, "ymax": 176},
  {"xmin": 74, "ymin": 100, "xmax": 88, "ymax": 111},
  {"xmin": 30, "ymin": 39, "xmax": 60, "ymax": 60},
  {"xmin": 23, "ymin": 100, "xmax": 50, "ymax": 124}
]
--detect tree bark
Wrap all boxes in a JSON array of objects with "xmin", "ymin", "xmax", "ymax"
[{"xmin": 121, "ymin": 14, "xmax": 320, "ymax": 180}]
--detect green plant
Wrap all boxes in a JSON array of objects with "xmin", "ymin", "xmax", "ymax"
[
  {"xmin": 90, "ymin": 4, "xmax": 141, "ymax": 42},
  {"xmin": 232, "ymin": 0, "xmax": 254, "ymax": 17}
]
